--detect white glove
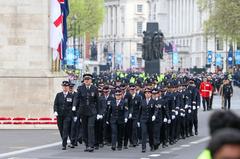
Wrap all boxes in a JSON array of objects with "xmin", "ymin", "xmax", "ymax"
[
  {"xmin": 124, "ymin": 118, "xmax": 128, "ymax": 123},
  {"xmin": 54, "ymin": 111, "xmax": 58, "ymax": 116},
  {"xmin": 152, "ymin": 115, "xmax": 156, "ymax": 121},
  {"xmin": 185, "ymin": 105, "xmax": 188, "ymax": 109},
  {"xmin": 72, "ymin": 106, "xmax": 76, "ymax": 111},
  {"xmin": 163, "ymin": 118, "xmax": 167, "ymax": 123},
  {"xmin": 180, "ymin": 113, "xmax": 184, "ymax": 116},
  {"xmin": 99, "ymin": 115, "xmax": 103, "ymax": 119},
  {"xmin": 175, "ymin": 111, "xmax": 178, "ymax": 116},
  {"xmin": 137, "ymin": 122, "xmax": 140, "ymax": 127},
  {"xmin": 73, "ymin": 117, "xmax": 77, "ymax": 122},
  {"xmin": 168, "ymin": 119, "xmax": 171, "ymax": 124},
  {"xmin": 172, "ymin": 115, "xmax": 176, "ymax": 120},
  {"xmin": 188, "ymin": 109, "xmax": 192, "ymax": 113},
  {"xmin": 106, "ymin": 121, "xmax": 109, "ymax": 125},
  {"xmin": 193, "ymin": 106, "xmax": 196, "ymax": 110},
  {"xmin": 129, "ymin": 113, "xmax": 132, "ymax": 119},
  {"xmin": 96, "ymin": 114, "xmax": 100, "ymax": 120},
  {"xmin": 197, "ymin": 106, "xmax": 200, "ymax": 109}
]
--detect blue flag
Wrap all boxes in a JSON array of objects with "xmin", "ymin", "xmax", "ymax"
[
  {"xmin": 236, "ymin": 50, "xmax": 240, "ymax": 65},
  {"xmin": 216, "ymin": 53, "xmax": 222, "ymax": 67},
  {"xmin": 207, "ymin": 51, "xmax": 212, "ymax": 64},
  {"xmin": 61, "ymin": 0, "xmax": 69, "ymax": 62},
  {"xmin": 228, "ymin": 47, "xmax": 233, "ymax": 67}
]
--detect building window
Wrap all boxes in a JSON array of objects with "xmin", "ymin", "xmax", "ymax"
[
  {"xmin": 137, "ymin": 4, "xmax": 143, "ymax": 13},
  {"xmin": 137, "ymin": 43, "xmax": 142, "ymax": 52},
  {"xmin": 216, "ymin": 38, "xmax": 223, "ymax": 51},
  {"xmin": 137, "ymin": 22, "xmax": 143, "ymax": 36}
]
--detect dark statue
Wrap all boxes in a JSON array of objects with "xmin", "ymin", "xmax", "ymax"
[
  {"xmin": 142, "ymin": 31, "xmax": 153, "ymax": 61},
  {"xmin": 142, "ymin": 30, "xmax": 164, "ymax": 61}
]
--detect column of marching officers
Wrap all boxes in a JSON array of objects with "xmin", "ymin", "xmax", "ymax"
[{"xmin": 54, "ymin": 73, "xmax": 200, "ymax": 153}]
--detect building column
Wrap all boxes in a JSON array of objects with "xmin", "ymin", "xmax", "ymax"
[
  {"xmin": 169, "ymin": 0, "xmax": 172, "ymax": 34},
  {"xmin": 107, "ymin": 6, "xmax": 111, "ymax": 36}
]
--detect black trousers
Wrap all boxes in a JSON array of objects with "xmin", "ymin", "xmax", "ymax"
[
  {"xmin": 131, "ymin": 119, "xmax": 138, "ymax": 146},
  {"xmin": 210, "ymin": 94, "xmax": 214, "ymax": 109},
  {"xmin": 153, "ymin": 121, "xmax": 162, "ymax": 146},
  {"xmin": 111, "ymin": 122, "xmax": 124, "ymax": 148},
  {"xmin": 202, "ymin": 97, "xmax": 210, "ymax": 110},
  {"xmin": 169, "ymin": 119, "xmax": 176, "ymax": 142},
  {"xmin": 95, "ymin": 119, "xmax": 104, "ymax": 146},
  {"xmin": 179, "ymin": 117, "xmax": 185, "ymax": 138},
  {"xmin": 160, "ymin": 122, "xmax": 168, "ymax": 145},
  {"xmin": 70, "ymin": 117, "xmax": 79, "ymax": 144},
  {"xmin": 57, "ymin": 116, "xmax": 72, "ymax": 147},
  {"xmin": 224, "ymin": 96, "xmax": 231, "ymax": 110},
  {"xmin": 124, "ymin": 119, "xmax": 133, "ymax": 146},
  {"xmin": 103, "ymin": 122, "xmax": 111, "ymax": 144},
  {"xmin": 192, "ymin": 110, "xmax": 198, "ymax": 133},
  {"xmin": 141, "ymin": 121, "xmax": 154, "ymax": 150},
  {"xmin": 82, "ymin": 115, "xmax": 95, "ymax": 148}
]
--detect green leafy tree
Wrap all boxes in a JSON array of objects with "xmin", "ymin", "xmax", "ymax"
[
  {"xmin": 68, "ymin": 0, "xmax": 105, "ymax": 37},
  {"xmin": 198, "ymin": 0, "xmax": 240, "ymax": 41}
]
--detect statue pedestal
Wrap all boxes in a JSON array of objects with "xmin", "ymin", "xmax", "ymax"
[{"xmin": 145, "ymin": 59, "xmax": 160, "ymax": 74}]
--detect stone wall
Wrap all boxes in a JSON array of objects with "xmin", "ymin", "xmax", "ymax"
[{"xmin": 0, "ymin": 0, "xmax": 67, "ymax": 118}]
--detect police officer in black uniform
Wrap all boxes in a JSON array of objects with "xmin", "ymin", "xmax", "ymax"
[
  {"xmin": 107, "ymin": 88, "xmax": 129, "ymax": 151},
  {"xmin": 188, "ymin": 79, "xmax": 201, "ymax": 135},
  {"xmin": 54, "ymin": 81, "xmax": 74, "ymax": 150},
  {"xmin": 128, "ymin": 84, "xmax": 142, "ymax": 147},
  {"xmin": 121, "ymin": 83, "xmax": 132, "ymax": 149},
  {"xmin": 72, "ymin": 73, "xmax": 99, "ymax": 152},
  {"xmin": 139, "ymin": 88, "xmax": 158, "ymax": 153},
  {"xmin": 152, "ymin": 88, "xmax": 164, "ymax": 150}
]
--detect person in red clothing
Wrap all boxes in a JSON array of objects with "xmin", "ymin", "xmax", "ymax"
[{"xmin": 199, "ymin": 77, "xmax": 213, "ymax": 111}]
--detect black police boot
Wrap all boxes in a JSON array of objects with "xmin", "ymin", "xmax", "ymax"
[
  {"xmin": 84, "ymin": 147, "xmax": 89, "ymax": 152},
  {"xmin": 142, "ymin": 149, "xmax": 146, "ymax": 153},
  {"xmin": 111, "ymin": 146, "xmax": 116, "ymax": 151},
  {"xmin": 195, "ymin": 131, "xmax": 198, "ymax": 135},
  {"xmin": 88, "ymin": 147, "xmax": 94, "ymax": 152},
  {"xmin": 70, "ymin": 144, "xmax": 75, "ymax": 148},
  {"xmin": 62, "ymin": 146, "xmax": 66, "ymax": 150}
]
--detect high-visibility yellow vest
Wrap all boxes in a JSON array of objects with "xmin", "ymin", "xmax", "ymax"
[{"xmin": 197, "ymin": 149, "xmax": 211, "ymax": 159}]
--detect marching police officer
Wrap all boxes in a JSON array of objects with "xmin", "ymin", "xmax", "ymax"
[
  {"xmin": 54, "ymin": 81, "xmax": 74, "ymax": 150},
  {"xmin": 72, "ymin": 73, "xmax": 99, "ymax": 152},
  {"xmin": 139, "ymin": 88, "xmax": 158, "ymax": 153},
  {"xmin": 107, "ymin": 88, "xmax": 129, "ymax": 151},
  {"xmin": 128, "ymin": 84, "xmax": 142, "ymax": 147}
]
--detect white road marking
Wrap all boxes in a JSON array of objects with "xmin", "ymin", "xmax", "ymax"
[
  {"xmin": 8, "ymin": 147, "xmax": 29, "ymax": 149},
  {"xmin": 181, "ymin": 144, "xmax": 190, "ymax": 148},
  {"xmin": 140, "ymin": 158, "xmax": 150, "ymax": 159},
  {"xmin": 149, "ymin": 154, "xmax": 161, "ymax": 157},
  {"xmin": 189, "ymin": 137, "xmax": 210, "ymax": 145},
  {"xmin": 171, "ymin": 147, "xmax": 182, "ymax": 151},
  {"xmin": 0, "ymin": 142, "xmax": 61, "ymax": 158},
  {"xmin": 160, "ymin": 151, "xmax": 172, "ymax": 154}
]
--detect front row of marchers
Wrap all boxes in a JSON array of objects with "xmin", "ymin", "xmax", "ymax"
[{"xmin": 54, "ymin": 73, "xmax": 200, "ymax": 152}]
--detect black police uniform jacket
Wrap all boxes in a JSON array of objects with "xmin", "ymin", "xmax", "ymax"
[
  {"xmin": 99, "ymin": 94, "xmax": 115, "ymax": 117},
  {"xmin": 73, "ymin": 84, "xmax": 99, "ymax": 117},
  {"xmin": 129, "ymin": 94, "xmax": 142, "ymax": 120},
  {"xmin": 107, "ymin": 99, "xmax": 129, "ymax": 124},
  {"xmin": 154, "ymin": 97, "xmax": 166, "ymax": 123},
  {"xmin": 54, "ymin": 92, "xmax": 74, "ymax": 117},
  {"xmin": 139, "ymin": 98, "xmax": 158, "ymax": 123}
]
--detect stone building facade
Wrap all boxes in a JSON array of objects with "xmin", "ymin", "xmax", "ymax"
[{"xmin": 0, "ymin": 1, "xmax": 65, "ymax": 118}]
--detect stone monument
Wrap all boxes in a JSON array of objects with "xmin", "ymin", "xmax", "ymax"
[{"xmin": 0, "ymin": 1, "xmax": 66, "ymax": 118}]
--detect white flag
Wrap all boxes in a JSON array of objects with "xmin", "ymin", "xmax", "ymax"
[{"xmin": 50, "ymin": 0, "xmax": 63, "ymax": 60}]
